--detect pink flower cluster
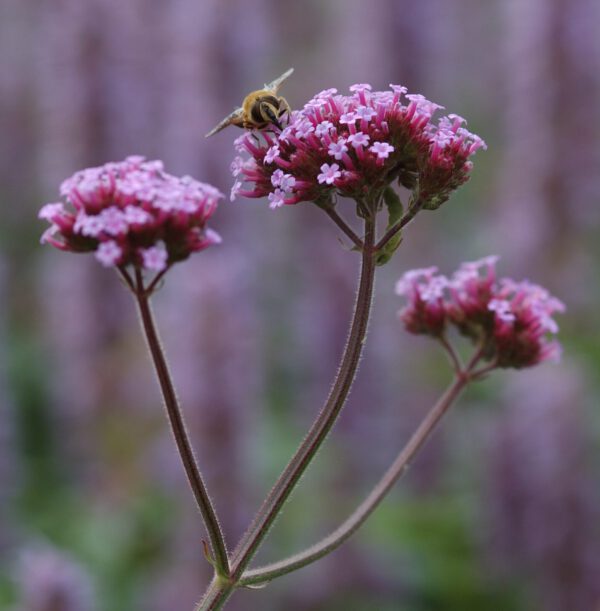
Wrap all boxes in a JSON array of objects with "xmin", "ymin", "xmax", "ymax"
[
  {"xmin": 396, "ymin": 257, "xmax": 565, "ymax": 369},
  {"xmin": 39, "ymin": 156, "xmax": 222, "ymax": 271},
  {"xmin": 230, "ymin": 83, "xmax": 486, "ymax": 210}
]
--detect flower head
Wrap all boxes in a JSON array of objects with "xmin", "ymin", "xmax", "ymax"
[
  {"xmin": 230, "ymin": 83, "xmax": 485, "ymax": 211},
  {"xmin": 39, "ymin": 156, "xmax": 222, "ymax": 271},
  {"xmin": 396, "ymin": 257, "xmax": 565, "ymax": 369}
]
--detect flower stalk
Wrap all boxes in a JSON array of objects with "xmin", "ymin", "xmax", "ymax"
[
  {"xmin": 321, "ymin": 204, "xmax": 364, "ymax": 251},
  {"xmin": 132, "ymin": 268, "xmax": 230, "ymax": 579}
]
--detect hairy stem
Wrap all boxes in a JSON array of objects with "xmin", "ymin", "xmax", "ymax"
[
  {"xmin": 197, "ymin": 217, "xmax": 377, "ymax": 610},
  {"xmin": 134, "ymin": 270, "xmax": 229, "ymax": 578}
]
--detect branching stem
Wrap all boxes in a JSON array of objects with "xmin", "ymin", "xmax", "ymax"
[
  {"xmin": 197, "ymin": 216, "xmax": 377, "ymax": 610},
  {"xmin": 238, "ymin": 346, "xmax": 486, "ymax": 586}
]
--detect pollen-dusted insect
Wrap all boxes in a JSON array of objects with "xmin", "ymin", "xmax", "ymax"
[{"xmin": 205, "ymin": 68, "xmax": 294, "ymax": 137}]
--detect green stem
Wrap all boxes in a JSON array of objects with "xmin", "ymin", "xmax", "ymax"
[
  {"xmin": 134, "ymin": 270, "xmax": 230, "ymax": 578},
  {"xmin": 196, "ymin": 217, "xmax": 377, "ymax": 610}
]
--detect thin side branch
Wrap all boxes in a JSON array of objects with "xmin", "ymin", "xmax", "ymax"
[
  {"xmin": 323, "ymin": 206, "xmax": 364, "ymax": 251},
  {"xmin": 439, "ymin": 335, "xmax": 463, "ymax": 374},
  {"xmin": 375, "ymin": 197, "xmax": 425, "ymax": 252}
]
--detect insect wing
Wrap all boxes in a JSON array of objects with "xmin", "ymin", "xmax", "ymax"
[
  {"xmin": 205, "ymin": 107, "xmax": 244, "ymax": 138},
  {"xmin": 264, "ymin": 68, "xmax": 294, "ymax": 93}
]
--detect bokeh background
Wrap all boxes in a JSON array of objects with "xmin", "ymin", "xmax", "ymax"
[{"xmin": 2, "ymin": 1, "xmax": 600, "ymax": 610}]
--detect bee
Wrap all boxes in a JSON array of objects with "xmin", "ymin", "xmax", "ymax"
[{"xmin": 205, "ymin": 68, "xmax": 294, "ymax": 137}]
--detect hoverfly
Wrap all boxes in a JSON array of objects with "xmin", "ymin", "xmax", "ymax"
[{"xmin": 205, "ymin": 68, "xmax": 294, "ymax": 137}]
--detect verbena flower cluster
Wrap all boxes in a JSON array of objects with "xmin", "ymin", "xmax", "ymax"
[
  {"xmin": 39, "ymin": 156, "xmax": 222, "ymax": 271},
  {"xmin": 396, "ymin": 257, "xmax": 565, "ymax": 368},
  {"xmin": 230, "ymin": 83, "xmax": 486, "ymax": 210}
]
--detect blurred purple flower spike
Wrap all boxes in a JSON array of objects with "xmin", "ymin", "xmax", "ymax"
[{"xmin": 15, "ymin": 546, "xmax": 95, "ymax": 611}]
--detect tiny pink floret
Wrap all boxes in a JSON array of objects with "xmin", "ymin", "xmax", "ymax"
[
  {"xmin": 141, "ymin": 244, "xmax": 168, "ymax": 272},
  {"xmin": 317, "ymin": 163, "xmax": 342, "ymax": 185},
  {"xmin": 370, "ymin": 142, "xmax": 395, "ymax": 159},
  {"xmin": 328, "ymin": 140, "xmax": 349, "ymax": 160},
  {"xmin": 95, "ymin": 241, "xmax": 123, "ymax": 267},
  {"xmin": 268, "ymin": 189, "xmax": 286, "ymax": 209},
  {"xmin": 348, "ymin": 132, "xmax": 370, "ymax": 149}
]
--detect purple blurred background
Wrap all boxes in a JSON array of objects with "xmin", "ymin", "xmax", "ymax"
[{"xmin": 1, "ymin": 1, "xmax": 600, "ymax": 610}]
